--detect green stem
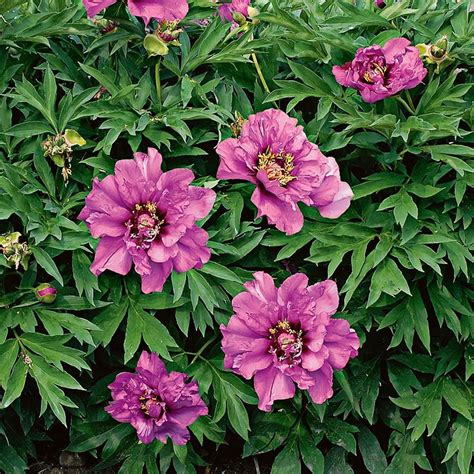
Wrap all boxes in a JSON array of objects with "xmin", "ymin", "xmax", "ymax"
[
  {"xmin": 251, "ymin": 53, "xmax": 270, "ymax": 94},
  {"xmin": 155, "ymin": 59, "xmax": 162, "ymax": 105},
  {"xmin": 395, "ymin": 96, "xmax": 415, "ymax": 115},
  {"xmin": 404, "ymin": 91, "xmax": 416, "ymax": 113},
  {"xmin": 189, "ymin": 335, "xmax": 217, "ymax": 366}
]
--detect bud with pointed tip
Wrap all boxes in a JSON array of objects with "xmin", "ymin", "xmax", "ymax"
[
  {"xmin": 35, "ymin": 283, "xmax": 57, "ymax": 304},
  {"xmin": 232, "ymin": 11, "xmax": 247, "ymax": 26}
]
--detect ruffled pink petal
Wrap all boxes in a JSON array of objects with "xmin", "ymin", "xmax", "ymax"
[
  {"xmin": 301, "ymin": 345, "xmax": 329, "ymax": 371},
  {"xmin": 324, "ymin": 319, "xmax": 360, "ymax": 370},
  {"xmin": 277, "ymin": 273, "xmax": 309, "ymax": 306},
  {"xmin": 136, "ymin": 351, "xmax": 167, "ymax": 377},
  {"xmin": 332, "ymin": 63, "xmax": 353, "ymax": 87},
  {"xmin": 114, "ymin": 159, "xmax": 149, "ymax": 207},
  {"xmin": 82, "ymin": 0, "xmax": 117, "ymax": 17},
  {"xmin": 147, "ymin": 240, "xmax": 178, "ymax": 263},
  {"xmin": 133, "ymin": 147, "xmax": 163, "ymax": 183},
  {"xmin": 307, "ymin": 363, "xmax": 334, "ymax": 404},
  {"xmin": 139, "ymin": 260, "xmax": 173, "ymax": 293},
  {"xmin": 243, "ymin": 271, "xmax": 278, "ymax": 304},
  {"xmin": 251, "ymin": 187, "xmax": 304, "ymax": 235},
  {"xmin": 382, "ymin": 37, "xmax": 412, "ymax": 62},
  {"xmin": 133, "ymin": 416, "xmax": 157, "ymax": 444},
  {"xmin": 254, "ymin": 366, "xmax": 295, "ymax": 412},
  {"xmin": 186, "ymin": 186, "xmax": 216, "ymax": 220},
  {"xmin": 216, "ymin": 138, "xmax": 257, "ymax": 182},
  {"xmin": 156, "ymin": 168, "xmax": 194, "ymax": 198},
  {"xmin": 127, "ymin": 0, "xmax": 189, "ymax": 25},
  {"xmin": 171, "ymin": 226, "xmax": 211, "ymax": 272},
  {"xmin": 90, "ymin": 237, "xmax": 132, "ymax": 276},
  {"xmin": 307, "ymin": 280, "xmax": 339, "ymax": 317},
  {"xmin": 318, "ymin": 181, "xmax": 353, "ymax": 218}
]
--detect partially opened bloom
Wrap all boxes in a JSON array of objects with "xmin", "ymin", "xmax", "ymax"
[
  {"xmin": 332, "ymin": 38, "xmax": 427, "ymax": 103},
  {"xmin": 219, "ymin": 0, "xmax": 250, "ymax": 28},
  {"xmin": 82, "ymin": 0, "xmax": 188, "ymax": 25},
  {"xmin": 78, "ymin": 148, "xmax": 216, "ymax": 293},
  {"xmin": 216, "ymin": 109, "xmax": 353, "ymax": 235},
  {"xmin": 220, "ymin": 272, "xmax": 359, "ymax": 411},
  {"xmin": 106, "ymin": 351, "xmax": 208, "ymax": 444}
]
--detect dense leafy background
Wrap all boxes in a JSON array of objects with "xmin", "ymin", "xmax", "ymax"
[{"xmin": 0, "ymin": 0, "xmax": 473, "ymax": 472}]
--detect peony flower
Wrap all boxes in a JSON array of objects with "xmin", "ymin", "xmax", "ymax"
[
  {"xmin": 219, "ymin": 0, "xmax": 250, "ymax": 28},
  {"xmin": 374, "ymin": 0, "xmax": 385, "ymax": 7},
  {"xmin": 216, "ymin": 109, "xmax": 353, "ymax": 235},
  {"xmin": 82, "ymin": 0, "xmax": 189, "ymax": 25},
  {"xmin": 332, "ymin": 38, "xmax": 427, "ymax": 103},
  {"xmin": 220, "ymin": 272, "xmax": 359, "ymax": 411},
  {"xmin": 78, "ymin": 148, "xmax": 216, "ymax": 293},
  {"xmin": 106, "ymin": 351, "xmax": 208, "ymax": 444}
]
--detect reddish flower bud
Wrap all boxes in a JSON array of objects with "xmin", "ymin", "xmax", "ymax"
[{"xmin": 35, "ymin": 283, "xmax": 57, "ymax": 304}]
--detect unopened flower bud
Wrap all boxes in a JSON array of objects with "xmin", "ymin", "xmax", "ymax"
[
  {"xmin": 35, "ymin": 283, "xmax": 57, "ymax": 304},
  {"xmin": 232, "ymin": 11, "xmax": 247, "ymax": 26},
  {"xmin": 144, "ymin": 34, "xmax": 169, "ymax": 57}
]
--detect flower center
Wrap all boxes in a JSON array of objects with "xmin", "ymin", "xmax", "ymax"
[
  {"xmin": 363, "ymin": 62, "xmax": 387, "ymax": 84},
  {"xmin": 269, "ymin": 320, "xmax": 303, "ymax": 366},
  {"xmin": 139, "ymin": 394, "xmax": 166, "ymax": 421},
  {"xmin": 257, "ymin": 148, "xmax": 296, "ymax": 186},
  {"xmin": 126, "ymin": 202, "xmax": 164, "ymax": 249}
]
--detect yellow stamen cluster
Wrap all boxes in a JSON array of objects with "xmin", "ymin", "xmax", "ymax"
[
  {"xmin": 363, "ymin": 63, "xmax": 387, "ymax": 83},
  {"xmin": 257, "ymin": 148, "xmax": 296, "ymax": 186},
  {"xmin": 231, "ymin": 112, "xmax": 246, "ymax": 137}
]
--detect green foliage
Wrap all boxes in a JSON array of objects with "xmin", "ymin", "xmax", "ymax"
[{"xmin": 0, "ymin": 0, "xmax": 472, "ymax": 472}]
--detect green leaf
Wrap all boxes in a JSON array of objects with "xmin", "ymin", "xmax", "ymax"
[
  {"xmin": 358, "ymin": 426, "xmax": 387, "ymax": 473},
  {"xmin": 0, "ymin": 359, "xmax": 28, "ymax": 408},
  {"xmin": 124, "ymin": 300, "xmax": 177, "ymax": 363},
  {"xmin": 271, "ymin": 438, "xmax": 301, "ymax": 474},
  {"xmin": 199, "ymin": 261, "xmax": 242, "ymax": 283},
  {"xmin": 72, "ymin": 250, "xmax": 99, "ymax": 305},
  {"xmin": 367, "ymin": 258, "xmax": 411, "ymax": 306},
  {"xmin": 0, "ymin": 339, "xmax": 19, "ymax": 389},
  {"xmin": 299, "ymin": 437, "xmax": 324, "ymax": 473},
  {"xmin": 442, "ymin": 416, "xmax": 473, "ymax": 473},
  {"xmin": 31, "ymin": 247, "xmax": 64, "ymax": 286}
]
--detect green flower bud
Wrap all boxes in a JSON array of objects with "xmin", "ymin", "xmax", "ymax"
[
  {"xmin": 232, "ymin": 11, "xmax": 247, "ymax": 26},
  {"xmin": 144, "ymin": 34, "xmax": 169, "ymax": 57},
  {"xmin": 35, "ymin": 283, "xmax": 57, "ymax": 304}
]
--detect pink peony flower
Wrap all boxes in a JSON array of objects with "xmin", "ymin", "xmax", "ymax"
[
  {"xmin": 219, "ymin": 0, "xmax": 250, "ymax": 28},
  {"xmin": 374, "ymin": 0, "xmax": 385, "ymax": 6},
  {"xmin": 78, "ymin": 148, "xmax": 216, "ymax": 294},
  {"xmin": 82, "ymin": 0, "xmax": 189, "ymax": 25},
  {"xmin": 332, "ymin": 38, "xmax": 427, "ymax": 103},
  {"xmin": 216, "ymin": 109, "xmax": 353, "ymax": 235},
  {"xmin": 106, "ymin": 351, "xmax": 208, "ymax": 444},
  {"xmin": 220, "ymin": 272, "xmax": 360, "ymax": 411}
]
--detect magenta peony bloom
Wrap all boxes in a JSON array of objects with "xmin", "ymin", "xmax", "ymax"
[
  {"xmin": 78, "ymin": 148, "xmax": 216, "ymax": 294},
  {"xmin": 106, "ymin": 351, "xmax": 208, "ymax": 444},
  {"xmin": 220, "ymin": 272, "xmax": 359, "ymax": 411},
  {"xmin": 82, "ymin": 0, "xmax": 188, "ymax": 25},
  {"xmin": 216, "ymin": 109, "xmax": 353, "ymax": 235},
  {"xmin": 374, "ymin": 0, "xmax": 385, "ymax": 6},
  {"xmin": 219, "ymin": 0, "xmax": 250, "ymax": 28},
  {"xmin": 332, "ymin": 38, "xmax": 427, "ymax": 103}
]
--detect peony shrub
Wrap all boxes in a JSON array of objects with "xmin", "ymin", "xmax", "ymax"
[{"xmin": 0, "ymin": 0, "xmax": 472, "ymax": 472}]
